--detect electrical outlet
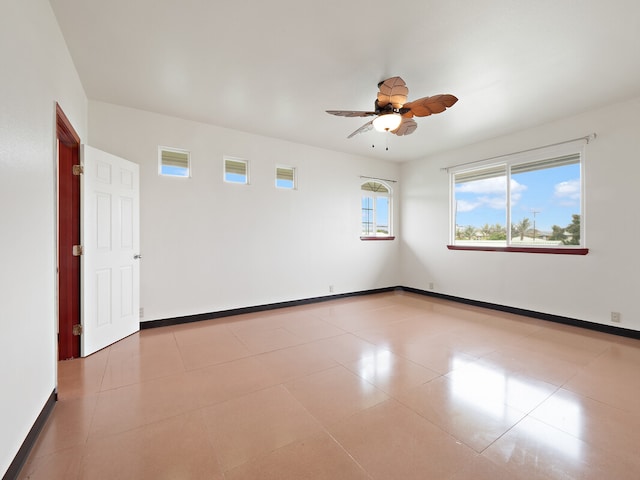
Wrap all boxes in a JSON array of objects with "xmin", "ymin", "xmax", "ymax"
[
  {"xmin": 139, "ymin": 307, "xmax": 144, "ymax": 318},
  {"xmin": 611, "ymin": 311, "xmax": 621, "ymax": 323},
  {"xmin": 428, "ymin": 282, "xmax": 434, "ymax": 290},
  {"xmin": 329, "ymin": 285, "xmax": 334, "ymax": 293}
]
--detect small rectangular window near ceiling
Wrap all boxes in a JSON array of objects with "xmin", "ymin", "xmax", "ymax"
[
  {"xmin": 276, "ymin": 166, "xmax": 295, "ymax": 189},
  {"xmin": 159, "ymin": 147, "xmax": 190, "ymax": 177},
  {"xmin": 224, "ymin": 158, "xmax": 248, "ymax": 184}
]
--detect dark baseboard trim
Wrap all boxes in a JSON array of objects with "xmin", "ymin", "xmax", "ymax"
[
  {"xmin": 402, "ymin": 286, "xmax": 640, "ymax": 340},
  {"xmin": 139, "ymin": 285, "xmax": 639, "ymax": 340},
  {"xmin": 140, "ymin": 287, "xmax": 397, "ymax": 330},
  {"xmin": 3, "ymin": 390, "xmax": 57, "ymax": 480}
]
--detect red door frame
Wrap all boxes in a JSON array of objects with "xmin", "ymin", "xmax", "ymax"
[{"xmin": 56, "ymin": 104, "xmax": 81, "ymax": 360}]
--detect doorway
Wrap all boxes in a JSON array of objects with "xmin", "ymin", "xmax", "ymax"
[{"xmin": 56, "ymin": 103, "xmax": 81, "ymax": 360}]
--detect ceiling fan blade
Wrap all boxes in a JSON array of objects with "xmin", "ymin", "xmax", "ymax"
[
  {"xmin": 392, "ymin": 118, "xmax": 417, "ymax": 136},
  {"xmin": 403, "ymin": 94, "xmax": 458, "ymax": 118},
  {"xmin": 376, "ymin": 76, "xmax": 409, "ymax": 109},
  {"xmin": 347, "ymin": 120, "xmax": 374, "ymax": 139},
  {"xmin": 326, "ymin": 110, "xmax": 376, "ymax": 117}
]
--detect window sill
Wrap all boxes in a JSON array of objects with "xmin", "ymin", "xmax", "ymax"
[
  {"xmin": 360, "ymin": 236, "xmax": 396, "ymax": 241},
  {"xmin": 447, "ymin": 245, "xmax": 588, "ymax": 255}
]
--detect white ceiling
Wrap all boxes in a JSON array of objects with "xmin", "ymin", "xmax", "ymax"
[{"xmin": 49, "ymin": 0, "xmax": 640, "ymax": 162}]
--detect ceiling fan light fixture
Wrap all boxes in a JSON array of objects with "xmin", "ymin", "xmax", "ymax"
[{"xmin": 372, "ymin": 113, "xmax": 402, "ymax": 132}]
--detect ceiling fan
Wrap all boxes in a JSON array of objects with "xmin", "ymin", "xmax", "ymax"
[{"xmin": 326, "ymin": 76, "xmax": 458, "ymax": 138}]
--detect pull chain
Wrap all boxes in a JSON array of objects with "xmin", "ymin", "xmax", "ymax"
[{"xmin": 371, "ymin": 133, "xmax": 392, "ymax": 151}]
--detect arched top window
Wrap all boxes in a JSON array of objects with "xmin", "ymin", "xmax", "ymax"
[
  {"xmin": 361, "ymin": 181, "xmax": 393, "ymax": 240},
  {"xmin": 361, "ymin": 181, "xmax": 390, "ymax": 194}
]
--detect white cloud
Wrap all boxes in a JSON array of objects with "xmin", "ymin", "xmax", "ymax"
[
  {"xmin": 554, "ymin": 179, "xmax": 580, "ymax": 206},
  {"xmin": 554, "ymin": 179, "xmax": 580, "ymax": 199},
  {"xmin": 456, "ymin": 195, "xmax": 506, "ymax": 212},
  {"xmin": 481, "ymin": 195, "xmax": 507, "ymax": 209},
  {"xmin": 456, "ymin": 199, "xmax": 480, "ymax": 212},
  {"xmin": 457, "ymin": 177, "xmax": 526, "ymax": 194},
  {"xmin": 510, "ymin": 179, "xmax": 527, "ymax": 194},
  {"xmin": 456, "ymin": 176, "xmax": 505, "ymax": 194},
  {"xmin": 455, "ymin": 178, "xmax": 524, "ymax": 212}
]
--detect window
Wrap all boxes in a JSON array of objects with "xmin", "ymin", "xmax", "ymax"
[
  {"xmin": 224, "ymin": 157, "xmax": 248, "ymax": 184},
  {"xmin": 361, "ymin": 181, "xmax": 393, "ymax": 239},
  {"xmin": 159, "ymin": 146, "xmax": 189, "ymax": 177},
  {"xmin": 276, "ymin": 166, "xmax": 296, "ymax": 189},
  {"xmin": 451, "ymin": 144, "xmax": 585, "ymax": 252}
]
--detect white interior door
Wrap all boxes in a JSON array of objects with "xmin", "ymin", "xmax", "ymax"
[{"xmin": 81, "ymin": 145, "xmax": 140, "ymax": 356}]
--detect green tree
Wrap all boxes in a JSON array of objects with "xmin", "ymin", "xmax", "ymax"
[
  {"xmin": 463, "ymin": 225, "xmax": 476, "ymax": 240},
  {"xmin": 489, "ymin": 223, "xmax": 507, "ymax": 240},
  {"xmin": 563, "ymin": 214, "xmax": 581, "ymax": 245},
  {"xmin": 512, "ymin": 217, "xmax": 531, "ymax": 241},
  {"xmin": 549, "ymin": 225, "xmax": 565, "ymax": 241}
]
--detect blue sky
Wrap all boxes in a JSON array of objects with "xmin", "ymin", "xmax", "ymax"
[
  {"xmin": 455, "ymin": 163, "xmax": 580, "ymax": 231},
  {"xmin": 161, "ymin": 165, "xmax": 189, "ymax": 177}
]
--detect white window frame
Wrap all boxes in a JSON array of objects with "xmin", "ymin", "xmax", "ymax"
[
  {"xmin": 275, "ymin": 165, "xmax": 296, "ymax": 189},
  {"xmin": 361, "ymin": 180, "xmax": 393, "ymax": 239},
  {"xmin": 224, "ymin": 157, "xmax": 249, "ymax": 185},
  {"xmin": 449, "ymin": 141, "xmax": 586, "ymax": 251},
  {"xmin": 158, "ymin": 146, "xmax": 190, "ymax": 178}
]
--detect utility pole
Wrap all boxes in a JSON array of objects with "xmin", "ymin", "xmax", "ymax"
[{"xmin": 531, "ymin": 209, "xmax": 540, "ymax": 241}]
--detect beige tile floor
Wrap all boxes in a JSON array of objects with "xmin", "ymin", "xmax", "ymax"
[{"xmin": 19, "ymin": 292, "xmax": 640, "ymax": 479}]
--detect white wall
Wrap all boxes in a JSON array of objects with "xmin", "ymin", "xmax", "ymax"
[
  {"xmin": 400, "ymin": 98, "xmax": 640, "ymax": 331},
  {"xmin": 88, "ymin": 101, "xmax": 401, "ymax": 322},
  {"xmin": 0, "ymin": 0, "xmax": 87, "ymax": 475}
]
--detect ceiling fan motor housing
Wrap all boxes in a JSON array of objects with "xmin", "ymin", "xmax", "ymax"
[{"xmin": 374, "ymin": 99, "xmax": 399, "ymax": 115}]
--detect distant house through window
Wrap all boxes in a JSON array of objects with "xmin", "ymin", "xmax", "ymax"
[
  {"xmin": 361, "ymin": 180, "xmax": 393, "ymax": 239},
  {"xmin": 224, "ymin": 157, "xmax": 248, "ymax": 184},
  {"xmin": 159, "ymin": 146, "xmax": 190, "ymax": 177}
]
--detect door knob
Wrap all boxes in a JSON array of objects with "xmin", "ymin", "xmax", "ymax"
[{"xmin": 134, "ymin": 254, "xmax": 142, "ymax": 260}]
